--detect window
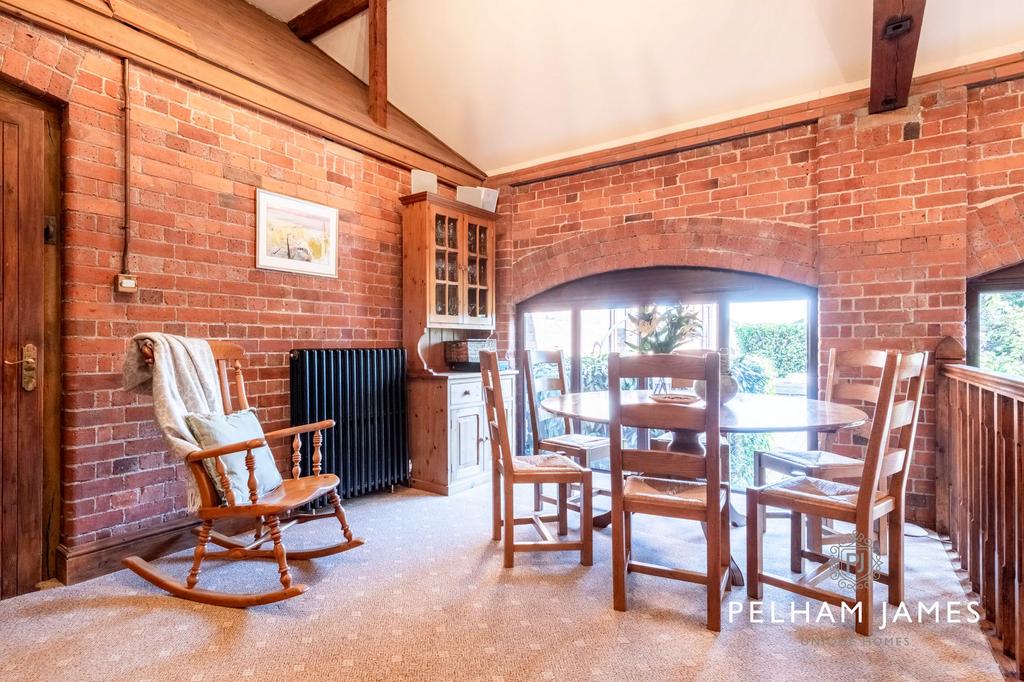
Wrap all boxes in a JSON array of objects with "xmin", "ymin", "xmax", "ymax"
[
  {"xmin": 968, "ymin": 262, "xmax": 1024, "ymax": 377},
  {"xmin": 516, "ymin": 267, "xmax": 818, "ymax": 486}
]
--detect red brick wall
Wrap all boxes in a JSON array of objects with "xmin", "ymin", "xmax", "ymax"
[
  {"xmin": 496, "ymin": 82, "xmax": 1024, "ymax": 528},
  {"xmin": 966, "ymin": 79, "xmax": 1024, "ymax": 277},
  {"xmin": 1, "ymin": 16, "xmax": 410, "ymax": 545},
  {"xmin": 816, "ymin": 90, "xmax": 968, "ymax": 522}
]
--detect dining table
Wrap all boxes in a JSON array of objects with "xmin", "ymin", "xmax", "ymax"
[{"xmin": 539, "ymin": 390, "xmax": 869, "ymax": 586}]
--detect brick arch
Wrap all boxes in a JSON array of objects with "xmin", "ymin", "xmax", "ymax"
[
  {"xmin": 967, "ymin": 193, "xmax": 1024, "ymax": 278},
  {"xmin": 510, "ymin": 217, "xmax": 818, "ymax": 304}
]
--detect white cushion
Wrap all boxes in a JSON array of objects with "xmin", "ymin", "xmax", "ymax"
[{"xmin": 185, "ymin": 409, "xmax": 283, "ymax": 505}]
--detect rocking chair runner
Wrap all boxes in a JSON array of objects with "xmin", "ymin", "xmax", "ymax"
[{"xmin": 123, "ymin": 339, "xmax": 364, "ymax": 607}]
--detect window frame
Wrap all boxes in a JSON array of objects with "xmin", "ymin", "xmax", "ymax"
[
  {"xmin": 966, "ymin": 261, "xmax": 1024, "ymax": 367},
  {"xmin": 514, "ymin": 266, "xmax": 819, "ymax": 451}
]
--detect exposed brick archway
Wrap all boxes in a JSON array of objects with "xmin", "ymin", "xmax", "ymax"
[
  {"xmin": 967, "ymin": 193, "xmax": 1024, "ymax": 278},
  {"xmin": 509, "ymin": 217, "xmax": 818, "ymax": 303}
]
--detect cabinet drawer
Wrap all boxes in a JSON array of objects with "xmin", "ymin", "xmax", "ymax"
[{"xmin": 449, "ymin": 380, "xmax": 483, "ymax": 407}]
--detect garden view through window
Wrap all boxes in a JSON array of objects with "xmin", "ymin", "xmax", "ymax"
[
  {"xmin": 977, "ymin": 290, "xmax": 1024, "ymax": 378},
  {"xmin": 517, "ymin": 267, "xmax": 817, "ymax": 490}
]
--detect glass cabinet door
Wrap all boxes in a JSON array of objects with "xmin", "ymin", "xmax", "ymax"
[
  {"xmin": 429, "ymin": 210, "xmax": 463, "ymax": 324},
  {"xmin": 464, "ymin": 220, "xmax": 492, "ymax": 325}
]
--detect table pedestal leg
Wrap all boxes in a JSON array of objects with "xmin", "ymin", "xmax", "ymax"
[{"xmin": 669, "ymin": 429, "xmax": 744, "ymax": 587}]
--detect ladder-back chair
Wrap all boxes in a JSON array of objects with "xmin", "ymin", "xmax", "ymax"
[
  {"xmin": 754, "ymin": 348, "xmax": 890, "ymax": 553},
  {"xmin": 523, "ymin": 349, "xmax": 611, "ymax": 515},
  {"xmin": 481, "ymin": 350, "xmax": 593, "ymax": 568},
  {"xmin": 608, "ymin": 351, "xmax": 731, "ymax": 631},
  {"xmin": 123, "ymin": 340, "xmax": 364, "ymax": 607},
  {"xmin": 746, "ymin": 350, "xmax": 927, "ymax": 635}
]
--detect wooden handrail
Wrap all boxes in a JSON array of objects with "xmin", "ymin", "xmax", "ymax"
[
  {"xmin": 934, "ymin": 336, "xmax": 1023, "ymax": 671},
  {"xmin": 942, "ymin": 363, "xmax": 1024, "ymax": 401}
]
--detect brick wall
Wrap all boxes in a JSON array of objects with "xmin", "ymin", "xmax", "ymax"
[
  {"xmin": 1, "ymin": 15, "xmax": 411, "ymax": 545},
  {"xmin": 496, "ymin": 79, "xmax": 1024, "ymax": 529},
  {"xmin": 966, "ymin": 78, "xmax": 1024, "ymax": 277}
]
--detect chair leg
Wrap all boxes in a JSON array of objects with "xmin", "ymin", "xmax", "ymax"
[
  {"xmin": 877, "ymin": 515, "xmax": 889, "ymax": 557},
  {"xmin": 790, "ymin": 510, "xmax": 803, "ymax": 573},
  {"xmin": 504, "ymin": 479, "xmax": 515, "ymax": 569},
  {"xmin": 186, "ymin": 519, "xmax": 213, "ymax": 589},
  {"xmin": 753, "ymin": 452, "xmax": 766, "ymax": 535},
  {"xmin": 746, "ymin": 490, "xmax": 763, "ymax": 599},
  {"xmin": 720, "ymin": 492, "xmax": 731, "ymax": 593},
  {"xmin": 611, "ymin": 499, "xmax": 627, "ymax": 611},
  {"xmin": 706, "ymin": 504, "xmax": 722, "ymax": 632},
  {"xmin": 534, "ymin": 483, "xmax": 543, "ymax": 512},
  {"xmin": 266, "ymin": 515, "xmax": 292, "ymax": 590},
  {"xmin": 492, "ymin": 464, "xmax": 502, "ymax": 542},
  {"xmin": 855, "ymin": 521, "xmax": 875, "ymax": 636},
  {"xmin": 887, "ymin": 507, "xmax": 905, "ymax": 606},
  {"xmin": 557, "ymin": 483, "xmax": 569, "ymax": 536},
  {"xmin": 806, "ymin": 515, "xmax": 823, "ymax": 553},
  {"xmin": 253, "ymin": 516, "xmax": 264, "ymax": 543},
  {"xmin": 581, "ymin": 472, "xmax": 593, "ymax": 567},
  {"xmin": 624, "ymin": 511, "xmax": 632, "ymax": 559},
  {"xmin": 327, "ymin": 490, "xmax": 355, "ymax": 542}
]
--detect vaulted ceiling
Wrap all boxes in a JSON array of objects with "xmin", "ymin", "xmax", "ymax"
[{"xmin": 249, "ymin": 0, "xmax": 1024, "ymax": 175}]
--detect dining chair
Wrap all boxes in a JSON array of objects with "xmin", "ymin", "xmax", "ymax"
[
  {"xmin": 746, "ymin": 350, "xmax": 927, "ymax": 635},
  {"xmin": 753, "ymin": 348, "xmax": 888, "ymax": 553},
  {"xmin": 523, "ymin": 349, "xmax": 611, "ymax": 514},
  {"xmin": 608, "ymin": 351, "xmax": 731, "ymax": 632},
  {"xmin": 481, "ymin": 351, "xmax": 594, "ymax": 568}
]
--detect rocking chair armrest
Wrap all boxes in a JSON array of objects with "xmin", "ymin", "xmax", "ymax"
[
  {"xmin": 263, "ymin": 419, "xmax": 335, "ymax": 441},
  {"xmin": 185, "ymin": 438, "xmax": 267, "ymax": 463}
]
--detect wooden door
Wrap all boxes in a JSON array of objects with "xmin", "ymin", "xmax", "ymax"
[
  {"xmin": 450, "ymin": 405, "xmax": 486, "ymax": 480},
  {"xmin": 427, "ymin": 206, "xmax": 464, "ymax": 327},
  {"xmin": 0, "ymin": 92, "xmax": 47, "ymax": 599}
]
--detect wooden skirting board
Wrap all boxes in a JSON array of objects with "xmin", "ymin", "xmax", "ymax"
[{"xmin": 57, "ymin": 516, "xmax": 254, "ymax": 585}]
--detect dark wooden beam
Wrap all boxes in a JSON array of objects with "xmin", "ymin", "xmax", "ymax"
[
  {"xmin": 869, "ymin": 0, "xmax": 926, "ymax": 114},
  {"xmin": 288, "ymin": 0, "xmax": 368, "ymax": 41},
  {"xmin": 368, "ymin": 0, "xmax": 386, "ymax": 127}
]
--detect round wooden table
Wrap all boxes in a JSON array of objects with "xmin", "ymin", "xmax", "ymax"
[{"xmin": 540, "ymin": 390, "xmax": 868, "ymax": 585}]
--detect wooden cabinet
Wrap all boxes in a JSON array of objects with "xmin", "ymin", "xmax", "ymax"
[
  {"xmin": 402, "ymin": 192, "xmax": 497, "ymax": 374},
  {"xmin": 402, "ymin": 191, "xmax": 507, "ymax": 495},
  {"xmin": 408, "ymin": 372, "xmax": 515, "ymax": 495}
]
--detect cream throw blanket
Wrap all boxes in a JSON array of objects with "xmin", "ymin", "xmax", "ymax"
[{"xmin": 123, "ymin": 333, "xmax": 224, "ymax": 510}]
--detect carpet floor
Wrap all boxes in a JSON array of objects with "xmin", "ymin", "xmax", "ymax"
[{"xmin": 0, "ymin": 483, "xmax": 1001, "ymax": 682}]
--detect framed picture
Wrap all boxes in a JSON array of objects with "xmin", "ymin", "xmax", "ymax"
[{"xmin": 256, "ymin": 189, "xmax": 338, "ymax": 278}]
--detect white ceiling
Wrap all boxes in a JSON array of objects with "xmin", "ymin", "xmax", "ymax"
[{"xmin": 249, "ymin": 0, "xmax": 1024, "ymax": 175}]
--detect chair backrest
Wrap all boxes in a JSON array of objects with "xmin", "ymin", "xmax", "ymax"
[
  {"xmin": 138, "ymin": 338, "xmax": 253, "ymax": 508},
  {"xmin": 481, "ymin": 350, "xmax": 515, "ymax": 472},
  {"xmin": 522, "ymin": 349, "xmax": 573, "ymax": 451},
  {"xmin": 819, "ymin": 348, "xmax": 892, "ymax": 445},
  {"xmin": 209, "ymin": 341, "xmax": 250, "ymax": 413},
  {"xmin": 855, "ymin": 350, "xmax": 928, "ymax": 520},
  {"xmin": 608, "ymin": 352, "xmax": 722, "ymax": 494}
]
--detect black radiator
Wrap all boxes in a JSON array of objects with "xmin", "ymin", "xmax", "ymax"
[{"xmin": 289, "ymin": 348, "xmax": 409, "ymax": 500}]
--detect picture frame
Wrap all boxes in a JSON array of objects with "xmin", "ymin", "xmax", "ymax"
[{"xmin": 255, "ymin": 189, "xmax": 338, "ymax": 278}]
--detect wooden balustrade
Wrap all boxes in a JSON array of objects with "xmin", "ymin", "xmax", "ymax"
[{"xmin": 936, "ymin": 336, "xmax": 1023, "ymax": 671}]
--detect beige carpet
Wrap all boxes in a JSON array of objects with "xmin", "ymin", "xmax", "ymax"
[{"xmin": 0, "ymin": 483, "xmax": 1000, "ymax": 682}]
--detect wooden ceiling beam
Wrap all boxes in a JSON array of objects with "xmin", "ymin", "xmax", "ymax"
[
  {"xmin": 869, "ymin": 0, "xmax": 926, "ymax": 114},
  {"xmin": 367, "ymin": 0, "xmax": 386, "ymax": 127},
  {"xmin": 288, "ymin": 0, "xmax": 368, "ymax": 41}
]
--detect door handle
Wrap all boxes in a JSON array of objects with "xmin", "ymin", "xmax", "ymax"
[{"xmin": 4, "ymin": 343, "xmax": 37, "ymax": 391}]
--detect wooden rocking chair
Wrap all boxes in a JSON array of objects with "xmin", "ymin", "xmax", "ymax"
[{"xmin": 123, "ymin": 340, "xmax": 364, "ymax": 607}]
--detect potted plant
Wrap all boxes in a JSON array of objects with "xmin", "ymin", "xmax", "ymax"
[{"xmin": 625, "ymin": 304, "xmax": 704, "ymax": 394}]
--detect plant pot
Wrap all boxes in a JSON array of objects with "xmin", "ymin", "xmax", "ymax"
[
  {"xmin": 693, "ymin": 375, "xmax": 738, "ymax": 404},
  {"xmin": 693, "ymin": 349, "xmax": 739, "ymax": 404}
]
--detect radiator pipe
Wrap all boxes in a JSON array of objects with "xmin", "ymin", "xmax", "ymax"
[{"xmin": 120, "ymin": 57, "xmax": 132, "ymax": 276}]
